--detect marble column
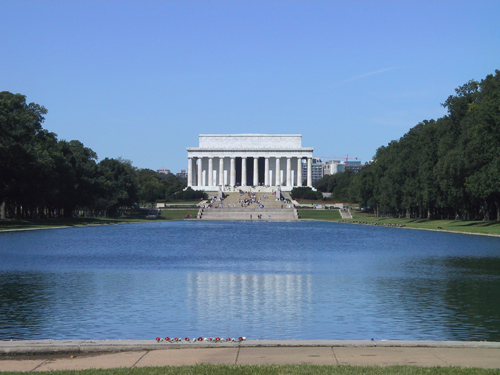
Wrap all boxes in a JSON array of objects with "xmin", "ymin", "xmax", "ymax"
[
  {"xmin": 275, "ymin": 157, "xmax": 281, "ymax": 186},
  {"xmin": 230, "ymin": 157, "xmax": 236, "ymax": 186},
  {"xmin": 264, "ymin": 157, "xmax": 269, "ymax": 186},
  {"xmin": 187, "ymin": 157, "xmax": 193, "ymax": 187},
  {"xmin": 241, "ymin": 157, "xmax": 247, "ymax": 187},
  {"xmin": 297, "ymin": 158, "xmax": 302, "ymax": 187},
  {"xmin": 197, "ymin": 158, "xmax": 202, "ymax": 187},
  {"xmin": 253, "ymin": 157, "xmax": 258, "ymax": 186},
  {"xmin": 286, "ymin": 157, "xmax": 291, "ymax": 187},
  {"xmin": 208, "ymin": 157, "xmax": 213, "ymax": 186},
  {"xmin": 219, "ymin": 158, "xmax": 224, "ymax": 186},
  {"xmin": 307, "ymin": 157, "xmax": 312, "ymax": 187}
]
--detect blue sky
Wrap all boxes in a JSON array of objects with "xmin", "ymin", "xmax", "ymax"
[{"xmin": 2, "ymin": 1, "xmax": 499, "ymax": 172}]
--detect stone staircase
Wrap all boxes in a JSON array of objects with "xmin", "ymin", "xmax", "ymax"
[
  {"xmin": 198, "ymin": 191, "xmax": 297, "ymax": 221},
  {"xmin": 339, "ymin": 208, "xmax": 352, "ymax": 219}
]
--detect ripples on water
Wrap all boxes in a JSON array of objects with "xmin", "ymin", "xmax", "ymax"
[{"xmin": 1, "ymin": 221, "xmax": 500, "ymax": 341}]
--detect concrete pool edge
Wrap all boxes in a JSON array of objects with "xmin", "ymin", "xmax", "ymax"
[{"xmin": 2, "ymin": 339, "xmax": 500, "ymax": 355}]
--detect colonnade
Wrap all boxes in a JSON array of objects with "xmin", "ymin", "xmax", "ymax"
[{"xmin": 187, "ymin": 156, "xmax": 313, "ymax": 188}]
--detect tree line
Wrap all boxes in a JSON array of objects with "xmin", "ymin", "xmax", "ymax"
[
  {"xmin": 0, "ymin": 91, "xmax": 204, "ymax": 219},
  {"xmin": 4, "ymin": 70, "xmax": 499, "ymax": 221},
  {"xmin": 315, "ymin": 70, "xmax": 500, "ymax": 220}
]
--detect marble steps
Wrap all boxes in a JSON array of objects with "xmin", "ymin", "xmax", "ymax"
[
  {"xmin": 199, "ymin": 192, "xmax": 297, "ymax": 221},
  {"xmin": 199, "ymin": 208, "xmax": 296, "ymax": 221},
  {"xmin": 218, "ymin": 192, "xmax": 284, "ymax": 209}
]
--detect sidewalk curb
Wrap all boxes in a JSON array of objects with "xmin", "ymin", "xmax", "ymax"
[{"xmin": 2, "ymin": 340, "xmax": 500, "ymax": 356}]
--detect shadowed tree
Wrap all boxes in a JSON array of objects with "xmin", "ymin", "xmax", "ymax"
[
  {"xmin": 136, "ymin": 168, "xmax": 166, "ymax": 204},
  {"xmin": 96, "ymin": 158, "xmax": 138, "ymax": 216},
  {"xmin": 0, "ymin": 91, "xmax": 54, "ymax": 218},
  {"xmin": 51, "ymin": 140, "xmax": 100, "ymax": 217}
]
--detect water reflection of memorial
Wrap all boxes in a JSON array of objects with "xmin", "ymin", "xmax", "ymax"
[{"xmin": 187, "ymin": 272, "xmax": 312, "ymax": 337}]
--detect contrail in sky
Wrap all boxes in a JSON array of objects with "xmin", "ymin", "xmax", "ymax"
[{"xmin": 345, "ymin": 67, "xmax": 403, "ymax": 82}]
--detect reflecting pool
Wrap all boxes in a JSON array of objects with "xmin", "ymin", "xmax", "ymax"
[{"xmin": 1, "ymin": 221, "xmax": 500, "ymax": 341}]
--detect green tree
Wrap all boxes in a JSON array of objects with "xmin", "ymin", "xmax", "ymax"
[
  {"xmin": 136, "ymin": 168, "xmax": 166, "ymax": 204},
  {"xmin": 174, "ymin": 187, "xmax": 207, "ymax": 201},
  {"xmin": 163, "ymin": 173, "xmax": 188, "ymax": 201},
  {"xmin": 313, "ymin": 175, "xmax": 330, "ymax": 192},
  {"xmin": 464, "ymin": 70, "xmax": 500, "ymax": 220},
  {"xmin": 51, "ymin": 140, "xmax": 100, "ymax": 217},
  {"xmin": 350, "ymin": 163, "xmax": 379, "ymax": 214},
  {"xmin": 96, "ymin": 158, "xmax": 138, "ymax": 216},
  {"xmin": 442, "ymin": 79, "xmax": 480, "ymax": 127},
  {"xmin": 291, "ymin": 186, "xmax": 322, "ymax": 200},
  {"xmin": 350, "ymin": 71, "xmax": 500, "ymax": 220},
  {"xmin": 327, "ymin": 171, "xmax": 355, "ymax": 202},
  {"xmin": 0, "ymin": 91, "xmax": 54, "ymax": 218}
]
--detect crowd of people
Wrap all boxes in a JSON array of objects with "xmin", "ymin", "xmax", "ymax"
[
  {"xmin": 204, "ymin": 195, "xmax": 227, "ymax": 209},
  {"xmin": 237, "ymin": 190, "xmax": 267, "ymax": 208},
  {"xmin": 202, "ymin": 190, "xmax": 272, "ymax": 209}
]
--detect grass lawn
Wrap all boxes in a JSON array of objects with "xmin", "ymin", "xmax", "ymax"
[
  {"xmin": 159, "ymin": 209, "xmax": 199, "ymax": 220},
  {"xmin": 298, "ymin": 209, "xmax": 500, "ymax": 236},
  {"xmin": 1, "ymin": 364, "xmax": 498, "ymax": 375},
  {"xmin": 0, "ymin": 209, "xmax": 200, "ymax": 231},
  {"xmin": 298, "ymin": 210, "xmax": 341, "ymax": 221},
  {"xmin": 160, "ymin": 201, "xmax": 203, "ymax": 205},
  {"xmin": 296, "ymin": 200, "xmax": 342, "ymax": 206},
  {"xmin": 0, "ymin": 217, "xmax": 146, "ymax": 231},
  {"xmin": 4, "ymin": 207, "xmax": 500, "ymax": 237}
]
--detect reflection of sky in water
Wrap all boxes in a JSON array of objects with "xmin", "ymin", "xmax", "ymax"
[{"xmin": 1, "ymin": 221, "xmax": 500, "ymax": 341}]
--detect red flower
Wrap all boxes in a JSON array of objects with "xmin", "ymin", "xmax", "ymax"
[
  {"xmin": 185, "ymin": 337, "xmax": 189, "ymax": 341},
  {"xmin": 226, "ymin": 337, "xmax": 231, "ymax": 341},
  {"xmin": 156, "ymin": 337, "xmax": 160, "ymax": 342},
  {"xmin": 198, "ymin": 337, "xmax": 203, "ymax": 341},
  {"xmin": 174, "ymin": 337, "xmax": 178, "ymax": 341},
  {"xmin": 165, "ymin": 336, "xmax": 170, "ymax": 341}
]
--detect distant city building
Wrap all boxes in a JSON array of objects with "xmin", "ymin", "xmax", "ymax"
[
  {"xmin": 323, "ymin": 160, "xmax": 364, "ymax": 175},
  {"xmin": 301, "ymin": 157, "xmax": 323, "ymax": 184},
  {"xmin": 344, "ymin": 162, "xmax": 364, "ymax": 173},
  {"xmin": 323, "ymin": 160, "xmax": 342, "ymax": 175},
  {"xmin": 157, "ymin": 167, "xmax": 171, "ymax": 175},
  {"xmin": 337, "ymin": 160, "xmax": 363, "ymax": 173},
  {"xmin": 176, "ymin": 169, "xmax": 188, "ymax": 179}
]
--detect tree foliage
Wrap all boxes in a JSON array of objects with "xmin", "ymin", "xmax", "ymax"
[
  {"xmin": 291, "ymin": 187, "xmax": 323, "ymax": 200},
  {"xmin": 4, "ymin": 70, "xmax": 500, "ymax": 220},
  {"xmin": 348, "ymin": 70, "xmax": 500, "ymax": 220},
  {"xmin": 314, "ymin": 171, "xmax": 356, "ymax": 202},
  {"xmin": 0, "ymin": 91, "xmax": 199, "ymax": 219}
]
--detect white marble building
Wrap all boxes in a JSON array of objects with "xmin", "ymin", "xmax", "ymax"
[{"xmin": 186, "ymin": 134, "xmax": 314, "ymax": 191}]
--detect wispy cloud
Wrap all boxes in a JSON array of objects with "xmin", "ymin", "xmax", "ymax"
[{"xmin": 345, "ymin": 67, "xmax": 404, "ymax": 82}]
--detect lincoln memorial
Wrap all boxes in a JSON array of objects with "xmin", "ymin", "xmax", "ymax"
[{"xmin": 187, "ymin": 134, "xmax": 314, "ymax": 191}]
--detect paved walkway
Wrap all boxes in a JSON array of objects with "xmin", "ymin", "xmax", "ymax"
[{"xmin": 2, "ymin": 340, "xmax": 500, "ymax": 371}]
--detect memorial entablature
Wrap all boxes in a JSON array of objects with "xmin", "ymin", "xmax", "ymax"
[{"xmin": 187, "ymin": 134, "xmax": 314, "ymax": 191}]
